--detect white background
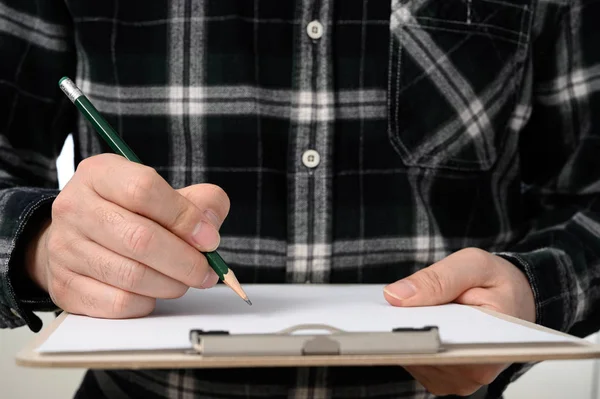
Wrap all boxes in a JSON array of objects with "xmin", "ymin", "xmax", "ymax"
[{"xmin": 1, "ymin": 136, "xmax": 598, "ymax": 398}]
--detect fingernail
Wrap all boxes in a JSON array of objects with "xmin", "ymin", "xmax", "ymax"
[
  {"xmin": 204, "ymin": 209, "xmax": 222, "ymax": 229},
  {"xmin": 385, "ymin": 280, "xmax": 416, "ymax": 300},
  {"xmin": 192, "ymin": 221, "xmax": 220, "ymax": 251},
  {"xmin": 200, "ymin": 268, "xmax": 219, "ymax": 288}
]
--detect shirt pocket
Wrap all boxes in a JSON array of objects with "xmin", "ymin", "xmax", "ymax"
[{"xmin": 387, "ymin": 0, "xmax": 533, "ymax": 171}]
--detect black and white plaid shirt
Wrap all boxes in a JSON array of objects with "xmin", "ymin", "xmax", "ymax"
[{"xmin": 2, "ymin": 0, "xmax": 600, "ymax": 398}]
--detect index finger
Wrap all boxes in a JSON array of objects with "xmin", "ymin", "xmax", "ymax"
[{"xmin": 80, "ymin": 154, "xmax": 224, "ymax": 252}]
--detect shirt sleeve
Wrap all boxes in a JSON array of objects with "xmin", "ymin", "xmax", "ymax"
[
  {"xmin": 489, "ymin": 0, "xmax": 600, "ymax": 395},
  {"xmin": 0, "ymin": 0, "xmax": 76, "ymax": 332}
]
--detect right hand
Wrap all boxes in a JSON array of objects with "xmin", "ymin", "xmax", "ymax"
[{"xmin": 25, "ymin": 154, "xmax": 230, "ymax": 318}]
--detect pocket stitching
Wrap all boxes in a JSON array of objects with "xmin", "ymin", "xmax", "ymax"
[
  {"xmin": 412, "ymin": 13, "xmax": 528, "ymax": 46},
  {"xmin": 387, "ymin": 0, "xmax": 533, "ymax": 171}
]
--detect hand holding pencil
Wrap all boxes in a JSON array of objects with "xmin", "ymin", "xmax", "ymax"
[{"xmin": 21, "ymin": 77, "xmax": 250, "ymax": 320}]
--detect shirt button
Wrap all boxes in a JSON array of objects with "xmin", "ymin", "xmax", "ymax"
[
  {"xmin": 302, "ymin": 149, "xmax": 320, "ymax": 168},
  {"xmin": 306, "ymin": 20, "xmax": 324, "ymax": 39},
  {"xmin": 397, "ymin": 7, "xmax": 411, "ymax": 22}
]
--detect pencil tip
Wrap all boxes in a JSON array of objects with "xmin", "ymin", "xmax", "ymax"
[{"xmin": 245, "ymin": 298, "xmax": 252, "ymax": 306}]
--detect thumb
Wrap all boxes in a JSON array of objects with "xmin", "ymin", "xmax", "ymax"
[{"xmin": 384, "ymin": 248, "xmax": 493, "ymax": 307}]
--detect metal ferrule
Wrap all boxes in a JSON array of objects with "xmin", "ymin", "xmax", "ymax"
[{"xmin": 58, "ymin": 78, "xmax": 83, "ymax": 103}]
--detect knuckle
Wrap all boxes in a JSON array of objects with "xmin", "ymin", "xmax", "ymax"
[
  {"xmin": 87, "ymin": 253, "xmax": 113, "ymax": 283},
  {"xmin": 170, "ymin": 204, "xmax": 194, "ymax": 232},
  {"xmin": 78, "ymin": 154, "xmax": 122, "ymax": 190},
  {"xmin": 51, "ymin": 195, "xmax": 76, "ymax": 219},
  {"xmin": 77, "ymin": 154, "xmax": 110, "ymax": 177},
  {"xmin": 122, "ymin": 223, "xmax": 155, "ymax": 258},
  {"xmin": 127, "ymin": 168, "xmax": 158, "ymax": 205},
  {"xmin": 46, "ymin": 233, "xmax": 74, "ymax": 258},
  {"xmin": 45, "ymin": 233, "xmax": 63, "ymax": 254},
  {"xmin": 418, "ymin": 268, "xmax": 446, "ymax": 297},
  {"xmin": 95, "ymin": 206, "xmax": 126, "ymax": 227},
  {"xmin": 461, "ymin": 247, "xmax": 494, "ymax": 281},
  {"xmin": 78, "ymin": 154, "xmax": 114, "ymax": 170},
  {"xmin": 462, "ymin": 247, "xmax": 490, "ymax": 266},
  {"xmin": 80, "ymin": 292, "xmax": 99, "ymax": 311},
  {"xmin": 117, "ymin": 260, "xmax": 147, "ymax": 291},
  {"xmin": 76, "ymin": 156, "xmax": 96, "ymax": 173},
  {"xmin": 112, "ymin": 290, "xmax": 134, "ymax": 317},
  {"xmin": 183, "ymin": 254, "xmax": 208, "ymax": 286},
  {"xmin": 48, "ymin": 270, "xmax": 74, "ymax": 305}
]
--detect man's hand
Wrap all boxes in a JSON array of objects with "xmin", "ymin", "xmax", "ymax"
[
  {"xmin": 383, "ymin": 248, "xmax": 536, "ymax": 396},
  {"xmin": 25, "ymin": 154, "xmax": 230, "ymax": 319}
]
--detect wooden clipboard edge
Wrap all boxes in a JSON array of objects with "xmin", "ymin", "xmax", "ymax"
[
  {"xmin": 15, "ymin": 308, "xmax": 600, "ymax": 369},
  {"xmin": 16, "ymin": 311, "xmax": 69, "ymax": 367},
  {"xmin": 15, "ymin": 342, "xmax": 600, "ymax": 369}
]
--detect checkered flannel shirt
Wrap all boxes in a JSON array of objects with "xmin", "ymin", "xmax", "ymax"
[{"xmin": 2, "ymin": 0, "xmax": 600, "ymax": 398}]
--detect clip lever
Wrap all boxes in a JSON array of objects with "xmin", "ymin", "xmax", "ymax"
[{"xmin": 189, "ymin": 324, "xmax": 442, "ymax": 357}]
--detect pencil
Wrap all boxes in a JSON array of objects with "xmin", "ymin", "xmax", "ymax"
[{"xmin": 58, "ymin": 76, "xmax": 251, "ymax": 306}]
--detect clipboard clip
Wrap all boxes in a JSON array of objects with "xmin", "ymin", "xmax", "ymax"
[{"xmin": 189, "ymin": 324, "xmax": 442, "ymax": 357}]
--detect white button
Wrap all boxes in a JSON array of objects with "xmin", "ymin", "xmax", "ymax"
[
  {"xmin": 307, "ymin": 20, "xmax": 323, "ymax": 39},
  {"xmin": 397, "ymin": 7, "xmax": 411, "ymax": 22},
  {"xmin": 10, "ymin": 308, "xmax": 22, "ymax": 319},
  {"xmin": 302, "ymin": 149, "xmax": 320, "ymax": 168}
]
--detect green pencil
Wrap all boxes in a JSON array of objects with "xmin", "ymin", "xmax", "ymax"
[{"xmin": 58, "ymin": 76, "xmax": 251, "ymax": 305}]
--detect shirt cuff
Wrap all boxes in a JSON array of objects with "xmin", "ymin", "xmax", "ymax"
[
  {"xmin": 0, "ymin": 188, "xmax": 59, "ymax": 332},
  {"xmin": 487, "ymin": 249, "xmax": 579, "ymax": 397},
  {"xmin": 494, "ymin": 250, "xmax": 577, "ymax": 333}
]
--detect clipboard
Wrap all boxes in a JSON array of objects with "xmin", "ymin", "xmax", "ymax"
[{"xmin": 16, "ymin": 307, "xmax": 600, "ymax": 370}]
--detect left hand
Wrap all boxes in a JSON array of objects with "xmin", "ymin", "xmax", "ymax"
[{"xmin": 384, "ymin": 248, "xmax": 536, "ymax": 397}]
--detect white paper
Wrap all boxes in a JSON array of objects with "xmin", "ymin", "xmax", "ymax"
[{"xmin": 38, "ymin": 284, "xmax": 576, "ymax": 353}]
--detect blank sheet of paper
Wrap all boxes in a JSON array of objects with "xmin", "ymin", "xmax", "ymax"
[{"xmin": 38, "ymin": 284, "xmax": 575, "ymax": 353}]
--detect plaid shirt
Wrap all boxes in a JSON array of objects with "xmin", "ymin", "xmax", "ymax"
[{"xmin": 2, "ymin": 0, "xmax": 600, "ymax": 398}]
